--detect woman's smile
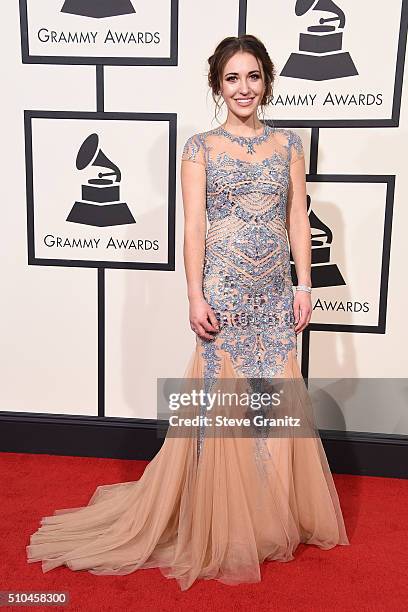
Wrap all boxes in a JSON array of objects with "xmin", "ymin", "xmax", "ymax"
[{"xmin": 234, "ymin": 97, "xmax": 255, "ymax": 106}]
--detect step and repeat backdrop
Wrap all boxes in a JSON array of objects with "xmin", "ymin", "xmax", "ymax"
[{"xmin": 1, "ymin": 1, "xmax": 407, "ymax": 436}]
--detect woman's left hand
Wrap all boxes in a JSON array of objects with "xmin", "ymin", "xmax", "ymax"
[{"xmin": 293, "ymin": 290, "xmax": 312, "ymax": 334}]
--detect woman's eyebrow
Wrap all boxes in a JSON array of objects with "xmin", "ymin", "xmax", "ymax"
[{"xmin": 224, "ymin": 70, "xmax": 261, "ymax": 76}]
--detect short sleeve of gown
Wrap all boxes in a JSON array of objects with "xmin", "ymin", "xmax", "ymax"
[
  {"xmin": 181, "ymin": 133, "xmax": 206, "ymax": 166},
  {"xmin": 289, "ymin": 130, "xmax": 305, "ymax": 165}
]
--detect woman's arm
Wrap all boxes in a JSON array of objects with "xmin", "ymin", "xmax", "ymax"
[
  {"xmin": 285, "ymin": 135, "xmax": 312, "ymax": 333},
  {"xmin": 181, "ymin": 135, "xmax": 219, "ymax": 340},
  {"xmin": 181, "ymin": 154, "xmax": 206, "ymax": 301}
]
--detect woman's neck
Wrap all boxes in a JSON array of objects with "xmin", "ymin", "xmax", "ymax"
[{"xmin": 222, "ymin": 115, "xmax": 264, "ymax": 136}]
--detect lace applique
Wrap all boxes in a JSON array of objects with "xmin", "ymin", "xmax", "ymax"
[
  {"xmin": 183, "ymin": 131, "xmax": 302, "ymax": 368},
  {"xmin": 287, "ymin": 130, "xmax": 305, "ymax": 164},
  {"xmin": 181, "ymin": 133, "xmax": 207, "ymax": 165},
  {"xmin": 182, "ymin": 126, "xmax": 304, "ymax": 456},
  {"xmin": 212, "ymin": 123, "xmax": 273, "ymax": 154}
]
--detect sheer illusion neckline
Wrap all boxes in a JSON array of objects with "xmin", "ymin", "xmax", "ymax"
[{"xmin": 215, "ymin": 123, "xmax": 273, "ymax": 154}]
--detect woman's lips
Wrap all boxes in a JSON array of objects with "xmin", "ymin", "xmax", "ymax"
[{"xmin": 234, "ymin": 98, "xmax": 254, "ymax": 106}]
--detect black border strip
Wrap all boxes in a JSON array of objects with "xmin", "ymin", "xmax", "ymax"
[
  {"xmin": 96, "ymin": 65, "xmax": 104, "ymax": 112},
  {"xmin": 98, "ymin": 268, "xmax": 105, "ymax": 418},
  {"xmin": 0, "ymin": 413, "xmax": 406, "ymax": 478}
]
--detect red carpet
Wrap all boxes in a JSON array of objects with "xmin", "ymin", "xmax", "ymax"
[{"xmin": 1, "ymin": 451, "xmax": 407, "ymax": 611}]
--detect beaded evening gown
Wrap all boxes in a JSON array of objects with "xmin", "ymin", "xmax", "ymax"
[{"xmin": 26, "ymin": 124, "xmax": 349, "ymax": 591}]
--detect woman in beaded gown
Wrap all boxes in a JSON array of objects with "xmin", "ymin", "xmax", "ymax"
[{"xmin": 26, "ymin": 36, "xmax": 349, "ymax": 591}]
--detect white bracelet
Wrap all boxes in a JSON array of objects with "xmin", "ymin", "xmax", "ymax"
[{"xmin": 296, "ymin": 285, "xmax": 312, "ymax": 293}]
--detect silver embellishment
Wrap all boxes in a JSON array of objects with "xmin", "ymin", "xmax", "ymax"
[
  {"xmin": 216, "ymin": 123, "xmax": 272, "ymax": 154},
  {"xmin": 182, "ymin": 127, "xmax": 304, "ymax": 458}
]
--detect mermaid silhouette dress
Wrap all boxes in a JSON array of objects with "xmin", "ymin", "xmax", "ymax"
[{"xmin": 26, "ymin": 124, "xmax": 349, "ymax": 591}]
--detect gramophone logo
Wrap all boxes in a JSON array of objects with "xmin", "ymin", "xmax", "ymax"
[
  {"xmin": 66, "ymin": 133, "xmax": 136, "ymax": 227},
  {"xmin": 290, "ymin": 195, "xmax": 345, "ymax": 288},
  {"xmin": 281, "ymin": 0, "xmax": 358, "ymax": 81},
  {"xmin": 61, "ymin": 0, "xmax": 136, "ymax": 18}
]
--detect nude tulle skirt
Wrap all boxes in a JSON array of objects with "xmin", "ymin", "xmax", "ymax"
[{"xmin": 26, "ymin": 343, "xmax": 349, "ymax": 591}]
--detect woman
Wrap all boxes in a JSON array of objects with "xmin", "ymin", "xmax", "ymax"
[{"xmin": 26, "ymin": 35, "xmax": 349, "ymax": 591}]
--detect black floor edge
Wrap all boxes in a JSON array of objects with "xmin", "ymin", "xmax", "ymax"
[{"xmin": 0, "ymin": 412, "xmax": 407, "ymax": 479}]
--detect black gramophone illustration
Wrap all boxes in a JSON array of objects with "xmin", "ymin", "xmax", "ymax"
[
  {"xmin": 66, "ymin": 133, "xmax": 136, "ymax": 227},
  {"xmin": 281, "ymin": 0, "xmax": 358, "ymax": 81},
  {"xmin": 290, "ymin": 195, "xmax": 345, "ymax": 288},
  {"xmin": 61, "ymin": 0, "xmax": 136, "ymax": 19}
]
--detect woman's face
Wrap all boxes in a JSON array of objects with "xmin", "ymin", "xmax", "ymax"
[{"xmin": 220, "ymin": 51, "xmax": 265, "ymax": 120}]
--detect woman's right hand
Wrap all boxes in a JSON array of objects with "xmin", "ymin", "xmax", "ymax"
[{"xmin": 189, "ymin": 295, "xmax": 220, "ymax": 341}]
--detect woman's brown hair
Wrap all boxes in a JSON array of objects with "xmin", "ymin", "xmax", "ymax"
[{"xmin": 207, "ymin": 34, "xmax": 276, "ymax": 124}]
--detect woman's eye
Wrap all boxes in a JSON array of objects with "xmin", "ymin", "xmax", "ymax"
[{"xmin": 226, "ymin": 75, "xmax": 260, "ymax": 82}]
